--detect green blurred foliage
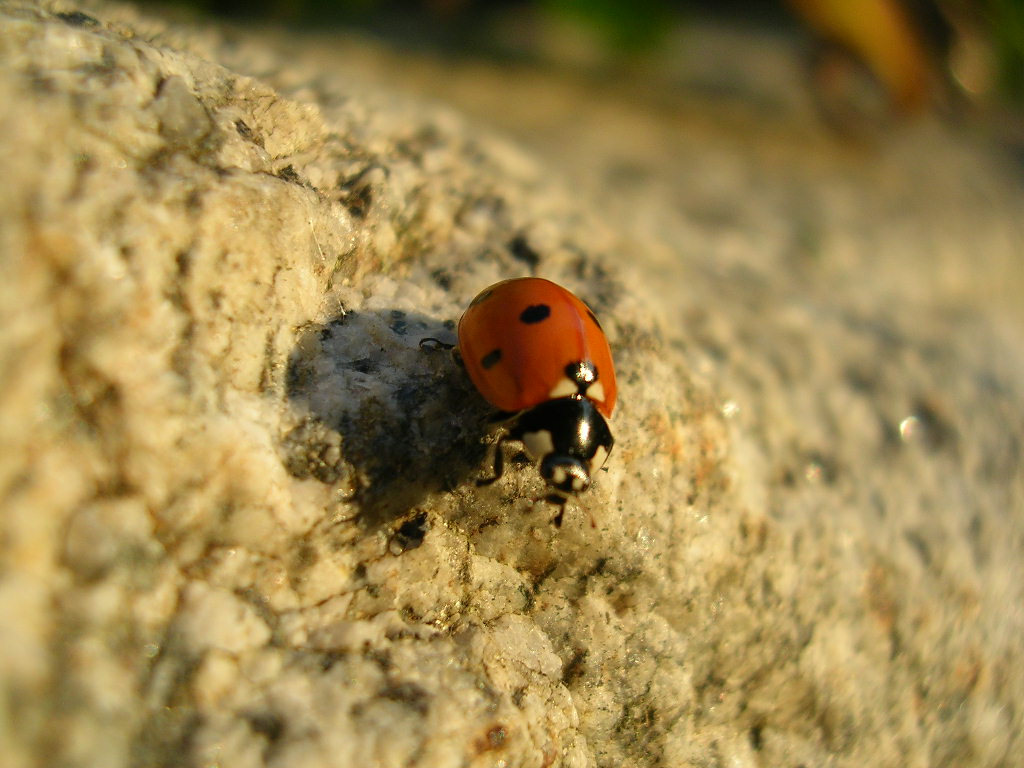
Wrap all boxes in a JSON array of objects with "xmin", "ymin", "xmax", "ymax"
[
  {"xmin": 540, "ymin": 0, "xmax": 676, "ymax": 51},
  {"xmin": 988, "ymin": 0, "xmax": 1024, "ymax": 101}
]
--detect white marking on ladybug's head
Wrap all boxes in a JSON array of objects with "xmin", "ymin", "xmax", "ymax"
[
  {"xmin": 540, "ymin": 455, "xmax": 591, "ymax": 495},
  {"xmin": 522, "ymin": 430, "xmax": 555, "ymax": 461},
  {"xmin": 588, "ymin": 381, "xmax": 605, "ymax": 403},
  {"xmin": 548, "ymin": 378, "xmax": 577, "ymax": 400}
]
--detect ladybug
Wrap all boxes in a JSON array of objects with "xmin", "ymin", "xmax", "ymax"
[{"xmin": 457, "ymin": 277, "xmax": 616, "ymax": 521}]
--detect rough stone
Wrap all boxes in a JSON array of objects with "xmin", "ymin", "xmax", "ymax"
[{"xmin": 1, "ymin": 2, "xmax": 1022, "ymax": 767}]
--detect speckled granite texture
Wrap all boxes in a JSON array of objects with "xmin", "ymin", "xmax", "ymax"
[{"xmin": 1, "ymin": 2, "xmax": 1022, "ymax": 767}]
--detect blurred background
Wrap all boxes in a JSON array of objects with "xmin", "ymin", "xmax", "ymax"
[
  {"xmin": 130, "ymin": 0, "xmax": 1023, "ymax": 320},
  {"xmin": 137, "ymin": 0, "xmax": 1023, "ymax": 116}
]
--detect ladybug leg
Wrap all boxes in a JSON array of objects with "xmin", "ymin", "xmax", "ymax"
[
  {"xmin": 477, "ymin": 434, "xmax": 510, "ymax": 487},
  {"xmin": 544, "ymin": 494, "xmax": 568, "ymax": 527},
  {"xmin": 485, "ymin": 409, "xmax": 517, "ymax": 425}
]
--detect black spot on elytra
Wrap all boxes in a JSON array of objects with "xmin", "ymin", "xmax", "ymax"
[
  {"xmin": 481, "ymin": 349, "xmax": 502, "ymax": 369},
  {"xmin": 519, "ymin": 304, "xmax": 551, "ymax": 324}
]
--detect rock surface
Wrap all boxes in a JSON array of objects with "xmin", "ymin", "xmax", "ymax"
[{"xmin": 1, "ymin": 2, "xmax": 1022, "ymax": 767}]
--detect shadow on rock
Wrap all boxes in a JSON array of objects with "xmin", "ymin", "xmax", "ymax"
[{"xmin": 284, "ymin": 307, "xmax": 490, "ymax": 530}]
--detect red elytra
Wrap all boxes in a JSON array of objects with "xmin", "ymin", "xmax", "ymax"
[{"xmin": 457, "ymin": 277, "xmax": 617, "ymax": 417}]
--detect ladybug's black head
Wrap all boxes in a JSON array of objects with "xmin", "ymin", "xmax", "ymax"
[
  {"xmin": 539, "ymin": 454, "xmax": 591, "ymax": 494},
  {"xmin": 512, "ymin": 397, "xmax": 613, "ymax": 497}
]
